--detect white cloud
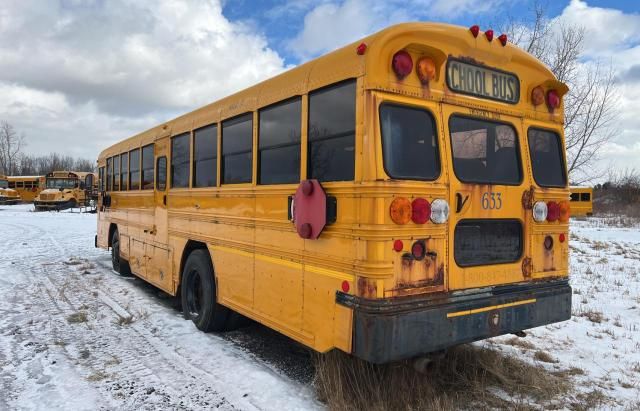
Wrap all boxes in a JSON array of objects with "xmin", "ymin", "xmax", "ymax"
[
  {"xmin": 286, "ymin": 0, "xmax": 505, "ymax": 59},
  {"xmin": 0, "ymin": 0, "xmax": 287, "ymax": 159}
]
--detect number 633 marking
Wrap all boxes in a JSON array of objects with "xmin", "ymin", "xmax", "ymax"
[{"xmin": 481, "ymin": 192, "xmax": 502, "ymax": 210}]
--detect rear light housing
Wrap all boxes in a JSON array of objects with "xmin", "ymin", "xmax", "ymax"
[
  {"xmin": 533, "ymin": 201, "xmax": 548, "ymax": 222},
  {"xmin": 411, "ymin": 198, "xmax": 431, "ymax": 224},
  {"xmin": 411, "ymin": 241, "xmax": 426, "ymax": 260},
  {"xmin": 547, "ymin": 201, "xmax": 560, "ymax": 222},
  {"xmin": 485, "ymin": 29, "xmax": 494, "ymax": 42},
  {"xmin": 498, "ymin": 33, "xmax": 508, "ymax": 46},
  {"xmin": 469, "ymin": 25, "xmax": 480, "ymax": 38},
  {"xmin": 390, "ymin": 197, "xmax": 411, "ymax": 225},
  {"xmin": 430, "ymin": 199, "xmax": 450, "ymax": 224},
  {"xmin": 392, "ymin": 50, "xmax": 413, "ymax": 80}
]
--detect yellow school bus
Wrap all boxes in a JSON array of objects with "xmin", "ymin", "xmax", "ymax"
[
  {"xmin": 34, "ymin": 171, "xmax": 97, "ymax": 211},
  {"xmin": 96, "ymin": 23, "xmax": 572, "ymax": 363},
  {"xmin": 0, "ymin": 174, "xmax": 21, "ymax": 205},
  {"xmin": 570, "ymin": 186, "xmax": 593, "ymax": 216},
  {"xmin": 7, "ymin": 175, "xmax": 45, "ymax": 203}
]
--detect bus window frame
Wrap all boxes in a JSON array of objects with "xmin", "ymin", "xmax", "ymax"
[
  {"xmin": 120, "ymin": 152, "xmax": 128, "ymax": 191},
  {"xmin": 141, "ymin": 144, "xmax": 155, "ymax": 190},
  {"xmin": 378, "ymin": 101, "xmax": 441, "ymax": 182},
  {"xmin": 170, "ymin": 132, "xmax": 191, "ymax": 189},
  {"xmin": 156, "ymin": 156, "xmax": 167, "ymax": 191},
  {"xmin": 526, "ymin": 126, "xmax": 568, "ymax": 188},
  {"xmin": 221, "ymin": 112, "xmax": 254, "ymax": 185},
  {"xmin": 192, "ymin": 123, "xmax": 218, "ymax": 188},
  {"xmin": 448, "ymin": 114, "xmax": 524, "ymax": 186},
  {"xmin": 129, "ymin": 148, "xmax": 141, "ymax": 190}
]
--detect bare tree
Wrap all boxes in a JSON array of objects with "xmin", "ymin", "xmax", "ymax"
[
  {"xmin": 501, "ymin": 4, "xmax": 618, "ymax": 183},
  {"xmin": 0, "ymin": 121, "xmax": 26, "ymax": 175}
]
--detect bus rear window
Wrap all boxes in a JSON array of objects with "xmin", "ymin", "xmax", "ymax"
[
  {"xmin": 527, "ymin": 128, "xmax": 567, "ymax": 187},
  {"xmin": 449, "ymin": 116, "xmax": 522, "ymax": 185},
  {"xmin": 380, "ymin": 103, "xmax": 439, "ymax": 180}
]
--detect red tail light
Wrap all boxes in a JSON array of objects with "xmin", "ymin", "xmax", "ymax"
[
  {"xmin": 356, "ymin": 42, "xmax": 367, "ymax": 55},
  {"xmin": 392, "ymin": 50, "xmax": 413, "ymax": 80},
  {"xmin": 559, "ymin": 233, "xmax": 566, "ymax": 243},
  {"xmin": 547, "ymin": 201, "xmax": 560, "ymax": 222},
  {"xmin": 469, "ymin": 25, "xmax": 480, "ymax": 38},
  {"xmin": 547, "ymin": 89, "xmax": 560, "ymax": 110},
  {"xmin": 411, "ymin": 198, "xmax": 431, "ymax": 224},
  {"xmin": 411, "ymin": 241, "xmax": 426, "ymax": 260},
  {"xmin": 498, "ymin": 34, "xmax": 508, "ymax": 46},
  {"xmin": 393, "ymin": 239, "xmax": 404, "ymax": 252},
  {"xmin": 485, "ymin": 29, "xmax": 494, "ymax": 42},
  {"xmin": 341, "ymin": 280, "xmax": 350, "ymax": 293}
]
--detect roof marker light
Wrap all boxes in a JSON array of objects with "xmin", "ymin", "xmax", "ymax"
[
  {"xmin": 469, "ymin": 25, "xmax": 480, "ymax": 38},
  {"xmin": 356, "ymin": 42, "xmax": 367, "ymax": 55},
  {"xmin": 547, "ymin": 89, "xmax": 560, "ymax": 110},
  {"xmin": 532, "ymin": 86, "xmax": 545, "ymax": 106},
  {"xmin": 498, "ymin": 34, "xmax": 508, "ymax": 46},
  {"xmin": 485, "ymin": 29, "xmax": 494, "ymax": 42}
]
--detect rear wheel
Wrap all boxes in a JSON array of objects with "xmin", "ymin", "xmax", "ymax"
[
  {"xmin": 181, "ymin": 249, "xmax": 229, "ymax": 332},
  {"xmin": 111, "ymin": 229, "xmax": 131, "ymax": 276}
]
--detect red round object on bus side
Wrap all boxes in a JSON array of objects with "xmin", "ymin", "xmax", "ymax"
[
  {"xmin": 559, "ymin": 233, "xmax": 566, "ymax": 243},
  {"xmin": 547, "ymin": 201, "xmax": 560, "ymax": 222},
  {"xmin": 469, "ymin": 25, "xmax": 480, "ymax": 38},
  {"xmin": 392, "ymin": 50, "xmax": 413, "ymax": 80},
  {"xmin": 356, "ymin": 42, "xmax": 367, "ymax": 55},
  {"xmin": 485, "ymin": 29, "xmax": 494, "ymax": 42},
  {"xmin": 341, "ymin": 280, "xmax": 350, "ymax": 293},
  {"xmin": 393, "ymin": 239, "xmax": 404, "ymax": 252},
  {"xmin": 411, "ymin": 198, "xmax": 431, "ymax": 224}
]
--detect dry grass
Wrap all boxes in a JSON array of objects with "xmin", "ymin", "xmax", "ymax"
[
  {"xmin": 576, "ymin": 309, "xmax": 605, "ymax": 324},
  {"xmin": 504, "ymin": 337, "xmax": 536, "ymax": 350},
  {"xmin": 313, "ymin": 345, "xmax": 572, "ymax": 411},
  {"xmin": 534, "ymin": 350, "xmax": 558, "ymax": 363},
  {"xmin": 66, "ymin": 311, "xmax": 88, "ymax": 324}
]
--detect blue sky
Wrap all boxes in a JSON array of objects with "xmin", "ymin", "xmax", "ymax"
[{"xmin": 221, "ymin": 0, "xmax": 640, "ymax": 65}]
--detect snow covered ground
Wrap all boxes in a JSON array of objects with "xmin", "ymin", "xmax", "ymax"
[{"xmin": 1, "ymin": 204, "xmax": 639, "ymax": 409}]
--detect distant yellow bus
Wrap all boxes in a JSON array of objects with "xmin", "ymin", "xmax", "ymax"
[
  {"xmin": 34, "ymin": 171, "xmax": 97, "ymax": 211},
  {"xmin": 570, "ymin": 186, "xmax": 593, "ymax": 216},
  {"xmin": 0, "ymin": 174, "xmax": 21, "ymax": 205},
  {"xmin": 96, "ymin": 23, "xmax": 572, "ymax": 363},
  {"xmin": 7, "ymin": 175, "xmax": 45, "ymax": 203}
]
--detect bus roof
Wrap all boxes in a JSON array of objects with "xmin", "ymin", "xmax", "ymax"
[
  {"xmin": 47, "ymin": 171, "xmax": 96, "ymax": 179},
  {"xmin": 99, "ymin": 22, "xmax": 566, "ymax": 160},
  {"xmin": 7, "ymin": 175, "xmax": 43, "ymax": 180}
]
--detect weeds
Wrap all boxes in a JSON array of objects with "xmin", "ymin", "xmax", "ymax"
[
  {"xmin": 534, "ymin": 350, "xmax": 558, "ymax": 363},
  {"xmin": 66, "ymin": 311, "xmax": 88, "ymax": 324},
  {"xmin": 313, "ymin": 345, "xmax": 571, "ymax": 411}
]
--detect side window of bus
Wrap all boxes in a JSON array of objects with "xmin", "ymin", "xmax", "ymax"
[
  {"xmin": 113, "ymin": 155, "xmax": 120, "ymax": 191},
  {"xmin": 99, "ymin": 167, "xmax": 105, "ymax": 192},
  {"xmin": 129, "ymin": 148, "xmax": 140, "ymax": 190},
  {"xmin": 570, "ymin": 193, "xmax": 579, "ymax": 202},
  {"xmin": 157, "ymin": 156, "xmax": 167, "ymax": 191},
  {"xmin": 581, "ymin": 192, "xmax": 590, "ymax": 202},
  {"xmin": 8, "ymin": 181, "xmax": 15, "ymax": 188},
  {"xmin": 308, "ymin": 80, "xmax": 356, "ymax": 182},
  {"xmin": 142, "ymin": 144, "xmax": 154, "ymax": 190},
  {"xmin": 120, "ymin": 153, "xmax": 128, "ymax": 191},
  {"xmin": 193, "ymin": 124, "xmax": 217, "ymax": 187},
  {"xmin": 222, "ymin": 113, "xmax": 253, "ymax": 184},
  {"xmin": 259, "ymin": 97, "xmax": 301, "ymax": 185},
  {"xmin": 106, "ymin": 157, "xmax": 113, "ymax": 192},
  {"xmin": 171, "ymin": 133, "xmax": 190, "ymax": 188}
]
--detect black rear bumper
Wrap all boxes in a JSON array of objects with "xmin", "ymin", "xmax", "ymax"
[{"xmin": 337, "ymin": 279, "xmax": 571, "ymax": 364}]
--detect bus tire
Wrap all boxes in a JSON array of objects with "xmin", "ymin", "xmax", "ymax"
[
  {"xmin": 181, "ymin": 249, "xmax": 229, "ymax": 332},
  {"xmin": 111, "ymin": 229, "xmax": 132, "ymax": 276}
]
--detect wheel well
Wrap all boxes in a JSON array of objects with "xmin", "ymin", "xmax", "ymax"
[
  {"xmin": 108, "ymin": 223, "xmax": 117, "ymax": 247},
  {"xmin": 178, "ymin": 240, "xmax": 211, "ymax": 291}
]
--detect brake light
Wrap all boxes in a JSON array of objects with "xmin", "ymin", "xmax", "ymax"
[
  {"xmin": 411, "ymin": 198, "xmax": 431, "ymax": 224},
  {"xmin": 547, "ymin": 201, "xmax": 560, "ymax": 222},
  {"xmin": 485, "ymin": 29, "xmax": 494, "ymax": 42},
  {"xmin": 547, "ymin": 89, "xmax": 560, "ymax": 110},
  {"xmin": 430, "ymin": 199, "xmax": 450, "ymax": 224},
  {"xmin": 469, "ymin": 25, "xmax": 480, "ymax": 38},
  {"xmin": 559, "ymin": 201, "xmax": 570, "ymax": 222},
  {"xmin": 412, "ymin": 241, "xmax": 426, "ymax": 260},
  {"xmin": 390, "ymin": 197, "xmax": 411, "ymax": 224},
  {"xmin": 416, "ymin": 57, "xmax": 436, "ymax": 85},
  {"xmin": 392, "ymin": 50, "xmax": 413, "ymax": 80}
]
